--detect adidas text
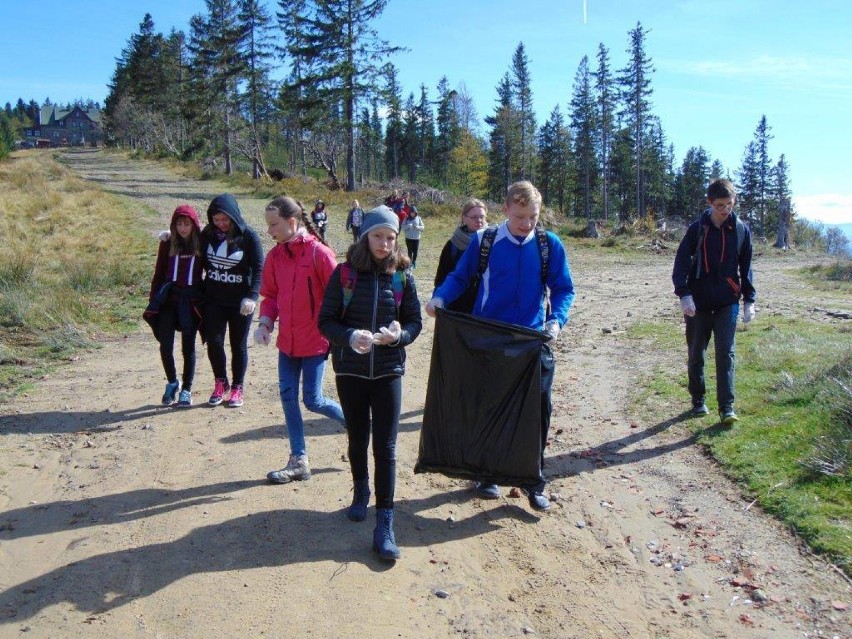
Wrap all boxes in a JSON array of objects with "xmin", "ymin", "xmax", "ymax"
[{"xmin": 208, "ymin": 270, "xmax": 244, "ymax": 284}]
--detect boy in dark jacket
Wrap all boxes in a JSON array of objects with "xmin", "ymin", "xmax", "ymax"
[{"xmin": 672, "ymin": 178, "xmax": 756, "ymax": 424}]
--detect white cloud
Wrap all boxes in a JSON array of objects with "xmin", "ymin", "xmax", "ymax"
[
  {"xmin": 794, "ymin": 193, "xmax": 852, "ymax": 226},
  {"xmin": 661, "ymin": 56, "xmax": 852, "ymax": 92}
]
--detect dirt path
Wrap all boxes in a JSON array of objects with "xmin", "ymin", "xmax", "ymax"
[{"xmin": 0, "ymin": 149, "xmax": 848, "ymax": 638}]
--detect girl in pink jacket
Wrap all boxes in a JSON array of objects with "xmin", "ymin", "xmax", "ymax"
[{"xmin": 254, "ymin": 196, "xmax": 345, "ymax": 484}]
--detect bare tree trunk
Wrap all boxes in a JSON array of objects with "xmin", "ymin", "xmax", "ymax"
[
  {"xmin": 774, "ymin": 198, "xmax": 791, "ymax": 249},
  {"xmin": 586, "ymin": 219, "xmax": 600, "ymax": 238}
]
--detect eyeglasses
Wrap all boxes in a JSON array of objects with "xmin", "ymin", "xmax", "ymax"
[{"xmin": 464, "ymin": 215, "xmax": 487, "ymax": 222}]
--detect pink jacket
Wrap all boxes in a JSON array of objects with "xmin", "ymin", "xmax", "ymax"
[{"xmin": 259, "ymin": 231, "xmax": 337, "ymax": 357}]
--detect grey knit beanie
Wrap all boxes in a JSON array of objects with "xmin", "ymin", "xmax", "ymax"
[{"xmin": 359, "ymin": 205, "xmax": 399, "ymax": 239}]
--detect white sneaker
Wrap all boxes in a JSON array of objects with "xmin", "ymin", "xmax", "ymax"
[{"xmin": 266, "ymin": 454, "xmax": 311, "ymax": 484}]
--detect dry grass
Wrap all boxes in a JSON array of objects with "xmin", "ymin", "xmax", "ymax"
[{"xmin": 0, "ymin": 152, "xmax": 155, "ymax": 399}]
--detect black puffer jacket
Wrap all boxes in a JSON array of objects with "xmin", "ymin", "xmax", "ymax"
[{"xmin": 319, "ymin": 264, "xmax": 422, "ymax": 379}]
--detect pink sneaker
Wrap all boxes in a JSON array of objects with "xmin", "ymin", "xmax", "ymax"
[
  {"xmin": 208, "ymin": 378, "xmax": 230, "ymax": 406},
  {"xmin": 227, "ymin": 384, "xmax": 244, "ymax": 408}
]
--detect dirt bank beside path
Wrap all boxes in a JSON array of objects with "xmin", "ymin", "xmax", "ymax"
[{"xmin": 0, "ymin": 149, "xmax": 848, "ymax": 638}]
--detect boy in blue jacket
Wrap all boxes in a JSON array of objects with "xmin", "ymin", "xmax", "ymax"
[
  {"xmin": 672, "ymin": 178, "xmax": 756, "ymax": 424},
  {"xmin": 426, "ymin": 181, "xmax": 575, "ymax": 512}
]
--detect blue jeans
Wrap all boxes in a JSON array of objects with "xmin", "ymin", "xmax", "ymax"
[
  {"xmin": 278, "ymin": 353, "xmax": 345, "ymax": 456},
  {"xmin": 685, "ymin": 304, "xmax": 738, "ymax": 411}
]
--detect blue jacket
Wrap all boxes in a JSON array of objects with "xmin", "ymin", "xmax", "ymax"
[
  {"xmin": 433, "ymin": 221, "xmax": 575, "ymax": 330},
  {"xmin": 672, "ymin": 211, "xmax": 756, "ymax": 311}
]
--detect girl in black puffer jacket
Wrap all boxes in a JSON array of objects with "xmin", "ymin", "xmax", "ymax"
[{"xmin": 318, "ymin": 206, "xmax": 422, "ymax": 562}]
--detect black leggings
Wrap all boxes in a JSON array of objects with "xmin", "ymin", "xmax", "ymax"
[
  {"xmin": 205, "ymin": 303, "xmax": 252, "ymax": 386},
  {"xmin": 156, "ymin": 303, "xmax": 198, "ymax": 389},
  {"xmin": 336, "ymin": 375, "xmax": 402, "ymax": 509},
  {"xmin": 405, "ymin": 239, "xmax": 420, "ymax": 266}
]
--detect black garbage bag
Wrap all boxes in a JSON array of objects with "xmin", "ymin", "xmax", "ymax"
[{"xmin": 415, "ymin": 308, "xmax": 548, "ymax": 486}]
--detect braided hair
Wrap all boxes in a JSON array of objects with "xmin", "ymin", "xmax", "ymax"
[{"xmin": 266, "ymin": 196, "xmax": 329, "ymax": 246}]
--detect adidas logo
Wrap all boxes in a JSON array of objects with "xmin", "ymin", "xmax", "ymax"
[
  {"xmin": 207, "ymin": 242, "xmax": 244, "ymax": 270},
  {"xmin": 207, "ymin": 270, "xmax": 244, "ymax": 283}
]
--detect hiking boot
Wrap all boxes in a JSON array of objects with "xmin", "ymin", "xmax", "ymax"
[
  {"xmin": 162, "ymin": 380, "xmax": 180, "ymax": 405},
  {"xmin": 267, "ymin": 454, "xmax": 311, "ymax": 484},
  {"xmin": 720, "ymin": 409, "xmax": 739, "ymax": 425},
  {"xmin": 373, "ymin": 508, "xmax": 401, "ymax": 561},
  {"xmin": 475, "ymin": 482, "xmax": 500, "ymax": 499},
  {"xmin": 177, "ymin": 389, "xmax": 192, "ymax": 407},
  {"xmin": 691, "ymin": 403, "xmax": 709, "ymax": 417},
  {"xmin": 528, "ymin": 491, "xmax": 551, "ymax": 512},
  {"xmin": 208, "ymin": 378, "xmax": 229, "ymax": 406},
  {"xmin": 227, "ymin": 385, "xmax": 244, "ymax": 408},
  {"xmin": 348, "ymin": 478, "xmax": 371, "ymax": 522}
]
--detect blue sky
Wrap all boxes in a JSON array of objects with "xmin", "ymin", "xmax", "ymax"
[{"xmin": 2, "ymin": 0, "xmax": 850, "ymax": 224}]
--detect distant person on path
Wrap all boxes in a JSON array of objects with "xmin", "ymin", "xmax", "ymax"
[
  {"xmin": 144, "ymin": 204, "xmax": 205, "ymax": 407},
  {"xmin": 426, "ymin": 181, "xmax": 575, "ymax": 512},
  {"xmin": 319, "ymin": 206, "xmax": 423, "ymax": 562},
  {"xmin": 311, "ymin": 199, "xmax": 328, "ymax": 241},
  {"xmin": 401, "ymin": 205, "xmax": 425, "ymax": 268},
  {"xmin": 672, "ymin": 178, "xmax": 755, "ymax": 424},
  {"xmin": 202, "ymin": 193, "xmax": 264, "ymax": 408},
  {"xmin": 346, "ymin": 199, "xmax": 364, "ymax": 242},
  {"xmin": 433, "ymin": 198, "xmax": 489, "ymax": 313},
  {"xmin": 255, "ymin": 196, "xmax": 346, "ymax": 484}
]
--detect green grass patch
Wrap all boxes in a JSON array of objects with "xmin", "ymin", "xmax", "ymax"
[
  {"xmin": 0, "ymin": 153, "xmax": 156, "ymax": 401},
  {"xmin": 628, "ymin": 317, "xmax": 852, "ymax": 573},
  {"xmin": 800, "ymin": 262, "xmax": 852, "ymax": 293}
]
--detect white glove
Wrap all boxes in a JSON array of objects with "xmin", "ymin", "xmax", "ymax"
[
  {"xmin": 349, "ymin": 329, "xmax": 374, "ymax": 354},
  {"xmin": 425, "ymin": 297, "xmax": 444, "ymax": 318},
  {"xmin": 240, "ymin": 298, "xmax": 256, "ymax": 316},
  {"xmin": 158, "ymin": 230, "xmax": 171, "ymax": 242},
  {"xmin": 544, "ymin": 320, "xmax": 560, "ymax": 341},
  {"xmin": 253, "ymin": 325, "xmax": 271, "ymax": 346},
  {"xmin": 680, "ymin": 295, "xmax": 696, "ymax": 317},
  {"xmin": 373, "ymin": 321, "xmax": 401, "ymax": 345},
  {"xmin": 743, "ymin": 302, "xmax": 755, "ymax": 323}
]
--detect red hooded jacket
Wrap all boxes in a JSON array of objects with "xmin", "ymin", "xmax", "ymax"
[{"xmin": 259, "ymin": 230, "xmax": 338, "ymax": 357}]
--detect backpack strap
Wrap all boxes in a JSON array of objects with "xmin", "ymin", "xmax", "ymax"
[
  {"xmin": 691, "ymin": 223, "xmax": 709, "ymax": 280},
  {"xmin": 535, "ymin": 226, "xmax": 549, "ymax": 286},
  {"xmin": 391, "ymin": 270, "xmax": 406, "ymax": 310},
  {"xmin": 340, "ymin": 263, "xmax": 406, "ymax": 317},
  {"xmin": 477, "ymin": 226, "xmax": 498, "ymax": 278},
  {"xmin": 735, "ymin": 217, "xmax": 746, "ymax": 256}
]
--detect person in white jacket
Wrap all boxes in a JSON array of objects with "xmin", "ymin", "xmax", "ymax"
[{"xmin": 401, "ymin": 206, "xmax": 425, "ymax": 268}]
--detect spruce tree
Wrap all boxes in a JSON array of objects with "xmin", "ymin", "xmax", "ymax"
[
  {"xmin": 538, "ymin": 106, "xmax": 571, "ymax": 215},
  {"xmin": 293, "ymin": 0, "xmax": 401, "ymax": 191},
  {"xmin": 617, "ymin": 22, "xmax": 655, "ymax": 220},
  {"xmin": 593, "ymin": 43, "xmax": 617, "ymax": 220},
  {"xmin": 569, "ymin": 55, "xmax": 597, "ymax": 220},
  {"xmin": 511, "ymin": 43, "xmax": 536, "ymax": 181}
]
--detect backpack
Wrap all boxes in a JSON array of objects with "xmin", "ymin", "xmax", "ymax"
[
  {"xmin": 475, "ymin": 225, "xmax": 551, "ymax": 309},
  {"xmin": 690, "ymin": 216, "xmax": 746, "ymax": 280},
  {"xmin": 339, "ymin": 263, "xmax": 407, "ymax": 316}
]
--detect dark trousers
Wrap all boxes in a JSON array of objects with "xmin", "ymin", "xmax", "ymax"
[
  {"xmin": 336, "ymin": 375, "xmax": 402, "ymax": 509},
  {"xmin": 350, "ymin": 226, "xmax": 360, "ymax": 242},
  {"xmin": 685, "ymin": 304, "xmax": 738, "ymax": 411},
  {"xmin": 205, "ymin": 303, "xmax": 252, "ymax": 386},
  {"xmin": 532, "ymin": 343, "xmax": 555, "ymax": 493},
  {"xmin": 156, "ymin": 304, "xmax": 198, "ymax": 390},
  {"xmin": 405, "ymin": 239, "xmax": 420, "ymax": 266}
]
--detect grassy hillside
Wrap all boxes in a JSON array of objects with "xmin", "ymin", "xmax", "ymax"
[{"xmin": 0, "ymin": 152, "xmax": 156, "ymax": 400}]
